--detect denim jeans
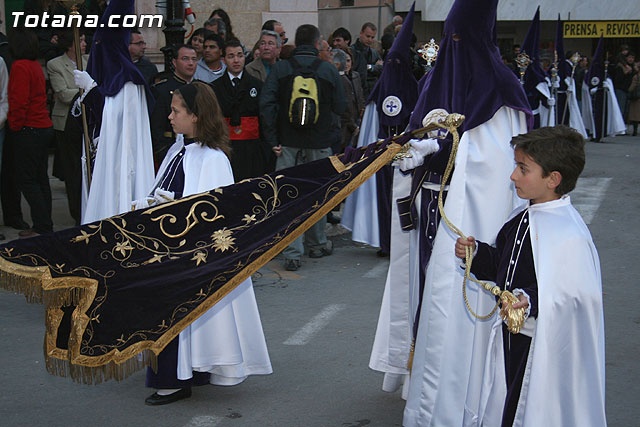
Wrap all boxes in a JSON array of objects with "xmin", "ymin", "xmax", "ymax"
[{"xmin": 276, "ymin": 146, "xmax": 331, "ymax": 260}]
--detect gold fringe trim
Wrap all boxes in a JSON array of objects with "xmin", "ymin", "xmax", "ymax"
[
  {"xmin": 45, "ymin": 348, "xmax": 158, "ymax": 384},
  {"xmin": 0, "ymin": 256, "xmax": 51, "ymax": 303}
]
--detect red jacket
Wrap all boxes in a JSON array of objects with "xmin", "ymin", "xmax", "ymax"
[{"xmin": 8, "ymin": 59, "xmax": 53, "ymax": 131}]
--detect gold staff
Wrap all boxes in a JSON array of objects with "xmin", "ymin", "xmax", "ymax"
[{"xmin": 66, "ymin": 2, "xmax": 93, "ymax": 189}]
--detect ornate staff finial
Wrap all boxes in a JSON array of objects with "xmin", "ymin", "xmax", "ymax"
[
  {"xmin": 418, "ymin": 39, "xmax": 439, "ymax": 66},
  {"xmin": 515, "ymin": 52, "xmax": 531, "ymax": 84}
]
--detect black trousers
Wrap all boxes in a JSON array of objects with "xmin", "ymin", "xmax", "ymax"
[
  {"xmin": 11, "ymin": 127, "xmax": 54, "ymax": 234},
  {"xmin": 1, "ymin": 129, "xmax": 24, "ymax": 226},
  {"xmin": 56, "ymin": 126, "xmax": 82, "ymax": 225}
]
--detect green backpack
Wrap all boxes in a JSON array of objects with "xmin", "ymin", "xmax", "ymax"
[{"xmin": 288, "ymin": 57, "xmax": 322, "ymax": 128}]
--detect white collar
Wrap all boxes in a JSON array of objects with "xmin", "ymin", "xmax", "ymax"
[
  {"xmin": 528, "ymin": 194, "xmax": 570, "ymax": 211},
  {"xmin": 228, "ymin": 71, "xmax": 243, "ymax": 82}
]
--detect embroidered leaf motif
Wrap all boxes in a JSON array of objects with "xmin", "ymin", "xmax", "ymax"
[
  {"xmin": 88, "ymin": 225, "xmax": 99, "ymax": 229},
  {"xmin": 196, "ymin": 289, "xmax": 206, "ymax": 297},
  {"xmin": 71, "ymin": 230, "xmax": 91, "ymax": 244},
  {"xmin": 179, "ymin": 239, "xmax": 186, "ymax": 247},
  {"xmin": 242, "ymin": 214, "xmax": 257, "ymax": 224},
  {"xmin": 114, "ymin": 240, "xmax": 134, "ymax": 256},
  {"xmin": 91, "ymin": 314, "xmax": 100, "ymax": 323},
  {"xmin": 191, "ymin": 251, "xmax": 207, "ymax": 266},
  {"xmin": 143, "ymin": 254, "xmax": 164, "ymax": 265},
  {"xmin": 101, "ymin": 235, "xmax": 107, "ymax": 243},
  {"xmin": 153, "ymin": 241, "xmax": 159, "ymax": 249},
  {"xmin": 158, "ymin": 319, "xmax": 167, "ymax": 329},
  {"xmin": 252, "ymin": 192, "xmax": 263, "ymax": 202},
  {"xmin": 214, "ymin": 188, "xmax": 223, "ymax": 194},
  {"xmin": 55, "ymin": 263, "xmax": 65, "ymax": 270}
]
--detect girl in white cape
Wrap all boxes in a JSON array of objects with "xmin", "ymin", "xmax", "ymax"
[{"xmin": 140, "ymin": 82, "xmax": 272, "ymax": 405}]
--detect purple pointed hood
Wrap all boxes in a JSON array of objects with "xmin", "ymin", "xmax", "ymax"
[
  {"xmin": 585, "ymin": 35, "xmax": 605, "ymax": 89},
  {"xmin": 521, "ymin": 7, "xmax": 546, "ymax": 109},
  {"xmin": 522, "ymin": 7, "xmax": 546, "ymax": 83},
  {"xmin": 86, "ymin": 0, "xmax": 148, "ymax": 97},
  {"xmin": 409, "ymin": 0, "xmax": 532, "ymax": 133},
  {"xmin": 367, "ymin": 2, "xmax": 418, "ymax": 136},
  {"xmin": 554, "ymin": 15, "xmax": 572, "ymax": 81}
]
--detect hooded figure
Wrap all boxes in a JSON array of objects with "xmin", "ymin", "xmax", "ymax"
[
  {"xmin": 581, "ymin": 35, "xmax": 626, "ymax": 141},
  {"xmin": 548, "ymin": 15, "xmax": 588, "ymax": 137},
  {"xmin": 401, "ymin": 0, "xmax": 532, "ymax": 425},
  {"xmin": 73, "ymin": 0, "xmax": 155, "ymax": 223},
  {"xmin": 341, "ymin": 2, "xmax": 418, "ymax": 254},
  {"xmin": 521, "ymin": 7, "xmax": 552, "ymax": 129}
]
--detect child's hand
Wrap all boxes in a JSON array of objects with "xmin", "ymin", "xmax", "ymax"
[
  {"xmin": 455, "ymin": 236, "xmax": 476, "ymax": 260},
  {"xmin": 511, "ymin": 294, "xmax": 529, "ymax": 310}
]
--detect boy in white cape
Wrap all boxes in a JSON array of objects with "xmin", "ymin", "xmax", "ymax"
[{"xmin": 456, "ymin": 125, "xmax": 606, "ymax": 426}]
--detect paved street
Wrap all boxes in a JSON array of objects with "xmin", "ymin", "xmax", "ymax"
[{"xmin": 1, "ymin": 134, "xmax": 639, "ymax": 426}]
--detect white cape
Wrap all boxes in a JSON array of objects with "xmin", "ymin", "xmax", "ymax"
[
  {"xmin": 403, "ymin": 106, "xmax": 528, "ymax": 426},
  {"xmin": 82, "ymin": 82, "xmax": 155, "ymax": 223},
  {"xmin": 581, "ymin": 78, "xmax": 626, "ymax": 138},
  {"xmin": 341, "ymin": 102, "xmax": 381, "ymax": 247},
  {"xmin": 536, "ymin": 80, "xmax": 555, "ymax": 128},
  {"xmin": 564, "ymin": 77, "xmax": 588, "ymax": 138},
  {"xmin": 602, "ymin": 78, "xmax": 626, "ymax": 136},
  {"xmin": 537, "ymin": 78, "xmax": 587, "ymax": 138},
  {"xmin": 156, "ymin": 136, "xmax": 272, "ymax": 385},
  {"xmin": 478, "ymin": 196, "xmax": 606, "ymax": 426}
]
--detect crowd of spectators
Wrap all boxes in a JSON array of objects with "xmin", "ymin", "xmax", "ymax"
[
  {"xmin": 3, "ymin": 5, "xmax": 637, "ymax": 243},
  {"xmin": 0, "ymin": 8, "xmax": 421, "ymax": 243}
]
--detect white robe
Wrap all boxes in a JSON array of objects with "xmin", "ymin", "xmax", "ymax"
[
  {"xmin": 368, "ymin": 167, "xmax": 415, "ymax": 396},
  {"xmin": 478, "ymin": 196, "xmax": 606, "ymax": 427},
  {"xmin": 82, "ymin": 82, "xmax": 155, "ymax": 223},
  {"xmin": 369, "ymin": 139, "xmax": 443, "ymax": 398},
  {"xmin": 403, "ymin": 106, "xmax": 528, "ymax": 426},
  {"xmin": 341, "ymin": 102, "xmax": 381, "ymax": 247},
  {"xmin": 156, "ymin": 136, "xmax": 272, "ymax": 385}
]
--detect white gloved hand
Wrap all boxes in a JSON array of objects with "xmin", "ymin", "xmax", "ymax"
[
  {"xmin": 547, "ymin": 97, "xmax": 556, "ymax": 106},
  {"xmin": 393, "ymin": 138, "xmax": 440, "ymax": 171},
  {"xmin": 590, "ymin": 87, "xmax": 598, "ymax": 95},
  {"xmin": 153, "ymin": 188, "xmax": 175, "ymax": 204},
  {"xmin": 73, "ymin": 70, "xmax": 97, "ymax": 92},
  {"xmin": 131, "ymin": 197, "xmax": 156, "ymax": 211}
]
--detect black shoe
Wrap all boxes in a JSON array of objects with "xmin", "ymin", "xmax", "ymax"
[
  {"xmin": 6, "ymin": 219, "xmax": 30, "ymax": 230},
  {"xmin": 376, "ymin": 249, "xmax": 389, "ymax": 258},
  {"xmin": 144, "ymin": 388, "xmax": 192, "ymax": 406},
  {"xmin": 309, "ymin": 241, "xmax": 334, "ymax": 258},
  {"xmin": 284, "ymin": 259, "xmax": 301, "ymax": 271},
  {"xmin": 327, "ymin": 212, "xmax": 341, "ymax": 224}
]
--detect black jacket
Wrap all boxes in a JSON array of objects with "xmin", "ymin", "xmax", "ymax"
[
  {"xmin": 259, "ymin": 45, "xmax": 346, "ymax": 149},
  {"xmin": 150, "ymin": 73, "xmax": 189, "ymax": 163}
]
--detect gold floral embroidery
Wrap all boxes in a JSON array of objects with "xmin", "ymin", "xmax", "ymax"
[{"xmin": 211, "ymin": 228, "xmax": 235, "ymax": 252}]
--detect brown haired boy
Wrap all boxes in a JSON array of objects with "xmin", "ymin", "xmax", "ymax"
[{"xmin": 456, "ymin": 125, "xmax": 606, "ymax": 426}]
